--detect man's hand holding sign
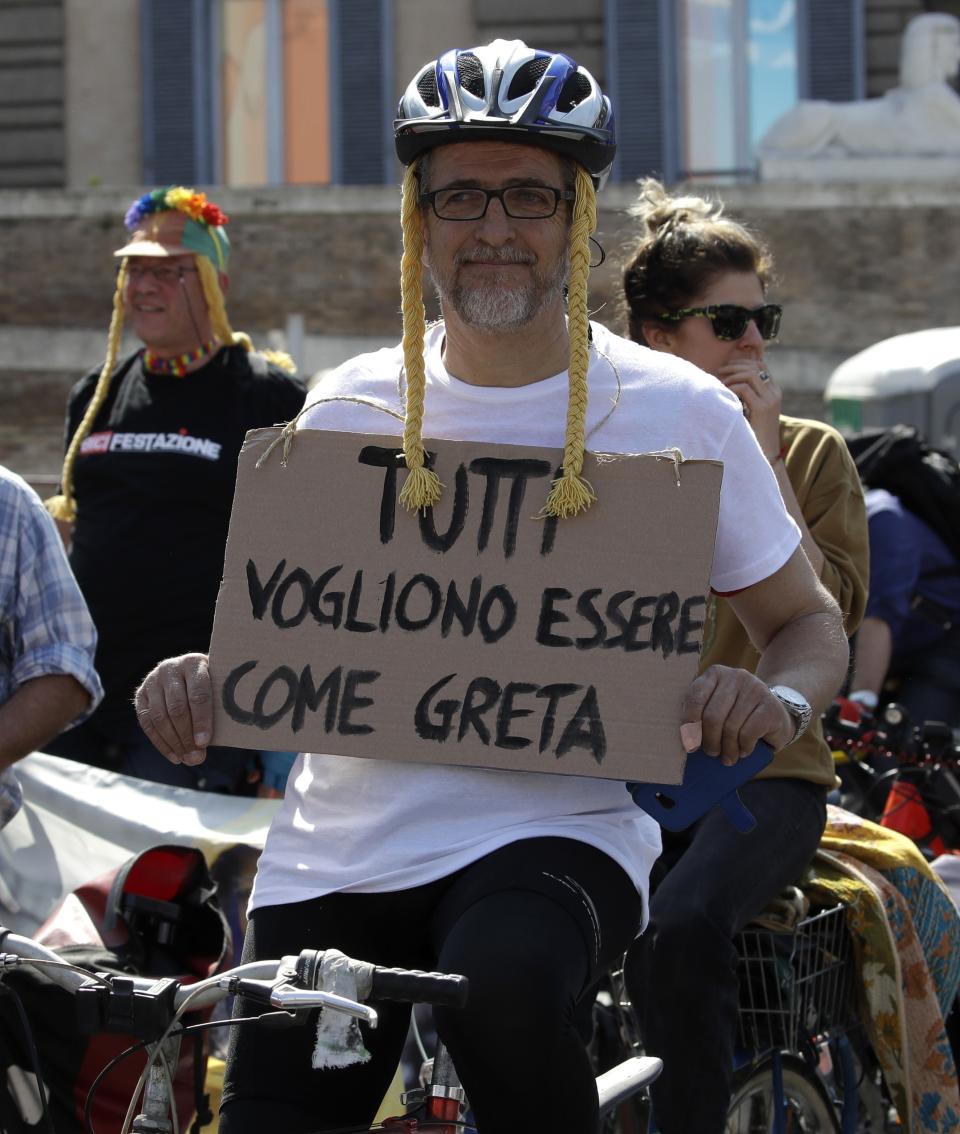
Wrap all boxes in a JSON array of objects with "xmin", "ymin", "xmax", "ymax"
[
  {"xmin": 133, "ymin": 38, "xmax": 847, "ymax": 1134},
  {"xmin": 138, "ymin": 514, "xmax": 838, "ymax": 771}
]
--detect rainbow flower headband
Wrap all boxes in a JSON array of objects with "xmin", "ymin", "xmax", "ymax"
[
  {"xmin": 119, "ymin": 186, "xmax": 231, "ymax": 270},
  {"xmin": 124, "ymin": 186, "xmax": 229, "ymax": 231}
]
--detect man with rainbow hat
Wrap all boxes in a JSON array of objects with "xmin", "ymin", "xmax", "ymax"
[
  {"xmin": 134, "ymin": 42, "xmax": 848, "ymax": 1132},
  {"xmin": 45, "ymin": 186, "xmax": 305, "ymax": 792}
]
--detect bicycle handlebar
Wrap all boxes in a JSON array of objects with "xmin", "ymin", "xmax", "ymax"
[
  {"xmin": 824, "ymin": 700, "xmax": 960, "ymax": 768},
  {"xmin": 0, "ymin": 926, "xmax": 469, "ymax": 1041}
]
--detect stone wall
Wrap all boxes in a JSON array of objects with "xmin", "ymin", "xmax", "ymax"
[{"xmin": 3, "ymin": 179, "xmax": 958, "ymax": 487}]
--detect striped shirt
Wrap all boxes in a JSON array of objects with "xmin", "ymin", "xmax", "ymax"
[{"xmin": 0, "ymin": 466, "xmax": 102, "ymax": 827}]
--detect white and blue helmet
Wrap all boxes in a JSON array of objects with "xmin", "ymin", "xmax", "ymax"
[{"xmin": 395, "ymin": 39, "xmax": 616, "ymax": 189}]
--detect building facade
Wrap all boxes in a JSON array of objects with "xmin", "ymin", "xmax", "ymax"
[
  {"xmin": 3, "ymin": 0, "xmax": 954, "ymax": 190},
  {"xmin": 2, "ymin": 0, "xmax": 959, "ymax": 486}
]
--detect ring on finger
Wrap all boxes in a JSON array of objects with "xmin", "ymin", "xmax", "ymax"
[{"xmin": 759, "ymin": 370, "xmax": 771, "ymax": 383}]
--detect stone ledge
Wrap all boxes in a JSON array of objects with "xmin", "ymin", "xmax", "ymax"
[
  {"xmin": 757, "ymin": 156, "xmax": 960, "ymax": 184},
  {"xmin": 0, "ymin": 184, "xmax": 402, "ymax": 220},
  {"xmin": 2, "ymin": 176, "xmax": 958, "ymax": 222}
]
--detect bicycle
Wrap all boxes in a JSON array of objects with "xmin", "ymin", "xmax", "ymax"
[
  {"xmin": 596, "ymin": 902, "xmax": 873, "ymax": 1134},
  {"xmin": 0, "ymin": 924, "xmax": 662, "ymax": 1133},
  {"xmin": 824, "ymin": 700, "xmax": 960, "ymax": 857},
  {"xmin": 727, "ymin": 902, "xmax": 871, "ymax": 1134}
]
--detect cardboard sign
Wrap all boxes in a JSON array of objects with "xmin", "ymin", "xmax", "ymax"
[{"xmin": 208, "ymin": 429, "xmax": 723, "ymax": 784}]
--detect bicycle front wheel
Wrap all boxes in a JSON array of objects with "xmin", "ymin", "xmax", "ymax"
[{"xmin": 726, "ymin": 1059, "xmax": 840, "ymax": 1134}]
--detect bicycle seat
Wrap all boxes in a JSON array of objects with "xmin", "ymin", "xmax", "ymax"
[{"xmin": 626, "ymin": 741, "xmax": 773, "ymax": 833}]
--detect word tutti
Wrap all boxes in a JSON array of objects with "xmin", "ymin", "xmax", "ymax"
[
  {"xmin": 415, "ymin": 673, "xmax": 606, "ymax": 763},
  {"xmin": 358, "ymin": 447, "xmax": 559, "ymax": 557}
]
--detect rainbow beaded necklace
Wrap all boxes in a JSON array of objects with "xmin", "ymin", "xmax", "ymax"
[{"xmin": 143, "ymin": 337, "xmax": 221, "ymax": 378}]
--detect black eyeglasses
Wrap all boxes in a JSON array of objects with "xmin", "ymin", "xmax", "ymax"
[
  {"xmin": 659, "ymin": 303, "xmax": 783, "ymax": 341},
  {"xmin": 419, "ymin": 185, "xmax": 575, "ymax": 221},
  {"xmin": 118, "ymin": 264, "xmax": 198, "ymax": 284}
]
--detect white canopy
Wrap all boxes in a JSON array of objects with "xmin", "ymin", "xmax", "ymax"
[{"xmin": 825, "ymin": 327, "xmax": 960, "ymax": 400}]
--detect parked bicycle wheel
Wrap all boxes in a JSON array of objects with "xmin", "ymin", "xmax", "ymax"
[{"xmin": 726, "ymin": 1058, "xmax": 839, "ymax": 1133}]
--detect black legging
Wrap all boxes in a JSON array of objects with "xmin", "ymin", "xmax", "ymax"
[{"xmin": 219, "ymin": 837, "xmax": 642, "ymax": 1134}]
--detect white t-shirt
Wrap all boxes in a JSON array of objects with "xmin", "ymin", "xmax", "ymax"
[{"xmin": 249, "ymin": 322, "xmax": 800, "ymax": 920}]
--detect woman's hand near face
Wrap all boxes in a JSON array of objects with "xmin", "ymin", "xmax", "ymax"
[{"xmin": 716, "ymin": 357, "xmax": 782, "ymax": 460}]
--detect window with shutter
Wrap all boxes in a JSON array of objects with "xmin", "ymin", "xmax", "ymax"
[
  {"xmin": 142, "ymin": 0, "xmax": 214, "ymax": 185},
  {"xmin": 607, "ymin": 0, "xmax": 860, "ymax": 181},
  {"xmin": 606, "ymin": 0, "xmax": 676, "ymax": 182},
  {"xmin": 0, "ymin": 0, "xmax": 65, "ymax": 187},
  {"xmin": 329, "ymin": 0, "xmax": 390, "ymax": 185},
  {"xmin": 798, "ymin": 0, "xmax": 865, "ymax": 102}
]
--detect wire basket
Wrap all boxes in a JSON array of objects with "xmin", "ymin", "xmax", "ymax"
[{"xmin": 735, "ymin": 904, "xmax": 856, "ymax": 1055}]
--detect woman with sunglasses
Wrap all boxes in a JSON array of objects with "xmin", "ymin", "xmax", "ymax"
[{"xmin": 619, "ymin": 178, "xmax": 869, "ymax": 1134}]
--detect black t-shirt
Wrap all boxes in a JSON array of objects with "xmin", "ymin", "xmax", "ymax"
[{"xmin": 66, "ymin": 346, "xmax": 306, "ymax": 737}]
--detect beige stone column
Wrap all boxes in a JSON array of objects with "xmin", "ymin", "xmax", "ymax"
[{"xmin": 64, "ymin": 0, "xmax": 142, "ymax": 187}]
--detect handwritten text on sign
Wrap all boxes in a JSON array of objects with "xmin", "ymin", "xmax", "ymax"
[{"xmin": 209, "ymin": 431, "xmax": 723, "ymax": 783}]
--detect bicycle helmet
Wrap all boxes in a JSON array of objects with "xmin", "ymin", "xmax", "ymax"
[{"xmin": 395, "ymin": 39, "xmax": 616, "ymax": 189}]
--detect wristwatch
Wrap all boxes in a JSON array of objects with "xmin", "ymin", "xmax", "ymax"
[{"xmin": 768, "ymin": 685, "xmax": 813, "ymax": 746}]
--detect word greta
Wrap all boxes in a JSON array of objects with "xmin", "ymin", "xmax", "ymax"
[
  {"xmin": 221, "ymin": 663, "xmax": 607, "ymax": 762},
  {"xmin": 247, "ymin": 559, "xmax": 705, "ymax": 654}
]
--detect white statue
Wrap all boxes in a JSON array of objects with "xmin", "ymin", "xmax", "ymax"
[{"xmin": 758, "ymin": 13, "xmax": 960, "ymax": 158}]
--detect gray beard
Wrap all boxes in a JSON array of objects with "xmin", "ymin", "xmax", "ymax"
[{"xmin": 434, "ymin": 248, "xmax": 569, "ymax": 331}]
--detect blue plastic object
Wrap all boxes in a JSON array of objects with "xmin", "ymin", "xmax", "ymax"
[{"xmin": 626, "ymin": 741, "xmax": 773, "ymax": 833}]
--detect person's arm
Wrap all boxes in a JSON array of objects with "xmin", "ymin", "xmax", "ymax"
[
  {"xmin": 0, "ymin": 675, "xmax": 92, "ymax": 769},
  {"xmin": 768, "ymin": 459, "xmax": 824, "ymax": 574},
  {"xmin": 848, "ymin": 616, "xmax": 893, "ymax": 701},
  {"xmin": 782, "ymin": 431, "xmax": 868, "ymax": 632},
  {"xmin": 681, "ymin": 548, "xmax": 849, "ymax": 764},
  {"xmin": 847, "ymin": 495, "xmax": 917, "ymax": 703},
  {"xmin": 141, "ymin": 555, "xmax": 851, "ymax": 771},
  {"xmin": 8, "ymin": 476, "xmax": 103, "ymax": 734}
]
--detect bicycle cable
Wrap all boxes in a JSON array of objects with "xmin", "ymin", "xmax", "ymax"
[{"xmin": 0, "ymin": 983, "xmax": 56, "ymax": 1134}]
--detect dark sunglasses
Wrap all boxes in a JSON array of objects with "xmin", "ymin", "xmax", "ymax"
[{"xmin": 660, "ymin": 303, "xmax": 783, "ymax": 341}]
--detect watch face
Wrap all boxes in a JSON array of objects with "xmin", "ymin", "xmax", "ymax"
[
  {"xmin": 768, "ymin": 686, "xmax": 813, "ymax": 745},
  {"xmin": 770, "ymin": 685, "xmax": 810, "ymax": 714}
]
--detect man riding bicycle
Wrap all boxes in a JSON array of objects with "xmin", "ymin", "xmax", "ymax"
[{"xmin": 134, "ymin": 39, "xmax": 849, "ymax": 1134}]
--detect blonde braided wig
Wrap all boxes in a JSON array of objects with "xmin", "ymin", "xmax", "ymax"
[
  {"xmin": 397, "ymin": 159, "xmax": 600, "ymax": 519},
  {"xmin": 45, "ymin": 262, "xmax": 130, "ymax": 523}
]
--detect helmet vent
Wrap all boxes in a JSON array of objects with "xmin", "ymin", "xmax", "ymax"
[
  {"xmin": 507, "ymin": 56, "xmax": 550, "ymax": 99},
  {"xmin": 557, "ymin": 71, "xmax": 592, "ymax": 112},
  {"xmin": 457, "ymin": 53, "xmax": 485, "ymax": 98},
  {"xmin": 417, "ymin": 69, "xmax": 441, "ymax": 106}
]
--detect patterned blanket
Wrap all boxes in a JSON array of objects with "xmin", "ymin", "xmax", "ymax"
[{"xmin": 808, "ymin": 806, "xmax": 960, "ymax": 1133}]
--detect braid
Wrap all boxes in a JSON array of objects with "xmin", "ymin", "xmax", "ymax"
[
  {"xmin": 398, "ymin": 160, "xmax": 443, "ymax": 512},
  {"xmin": 392, "ymin": 158, "xmax": 598, "ymax": 520},
  {"xmin": 543, "ymin": 164, "xmax": 598, "ymax": 519},
  {"xmin": 196, "ymin": 256, "xmax": 296, "ymax": 374},
  {"xmin": 46, "ymin": 262, "xmax": 129, "ymax": 522}
]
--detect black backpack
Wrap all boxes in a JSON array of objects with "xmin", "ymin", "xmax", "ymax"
[{"xmin": 845, "ymin": 424, "xmax": 960, "ymax": 564}]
